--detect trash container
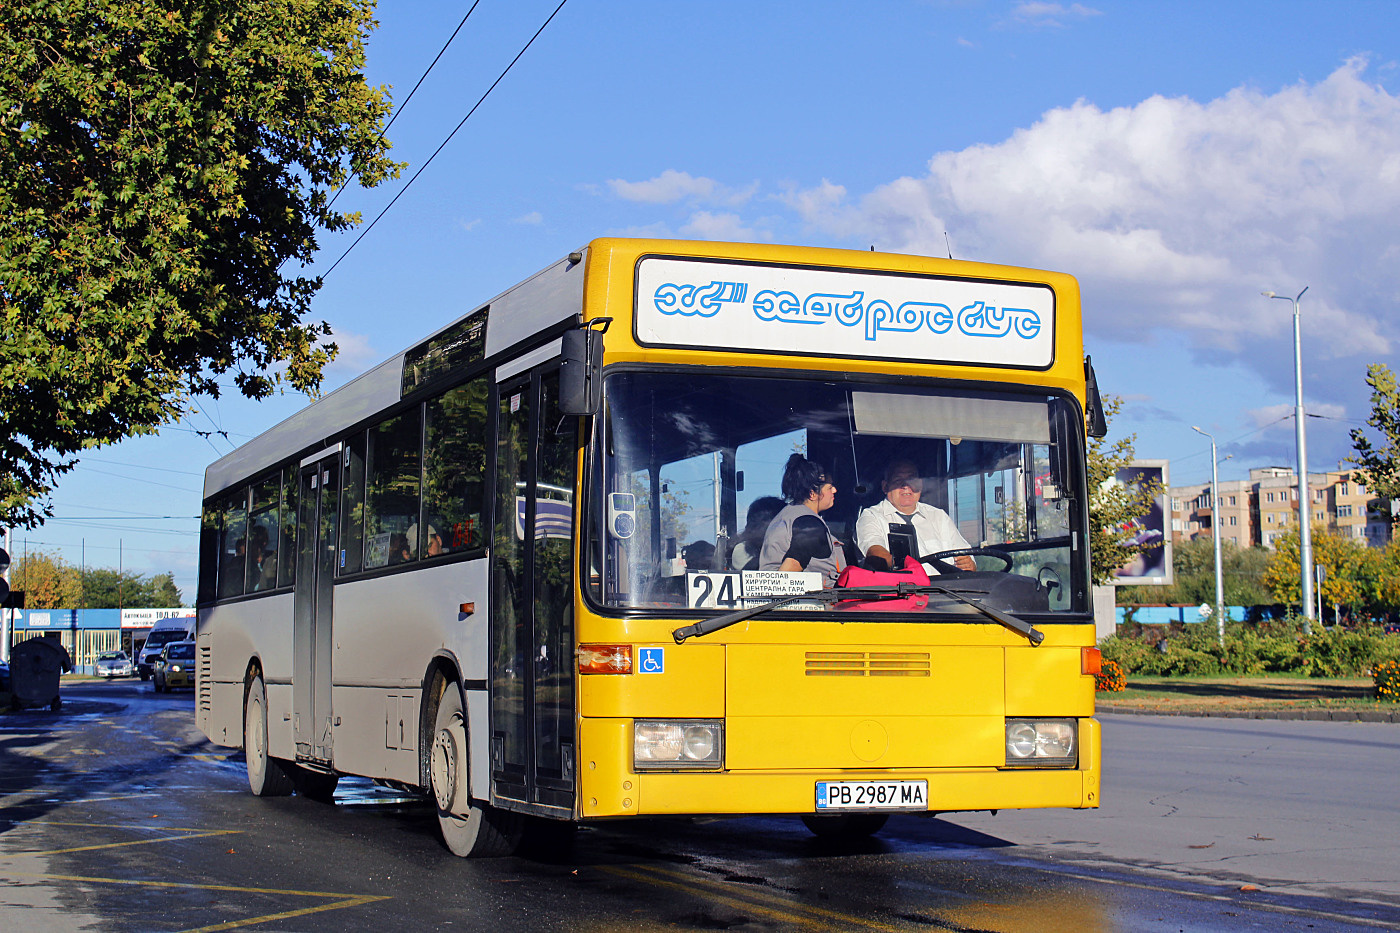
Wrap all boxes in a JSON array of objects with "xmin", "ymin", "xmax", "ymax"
[{"xmin": 9, "ymin": 637, "xmax": 72, "ymax": 711}]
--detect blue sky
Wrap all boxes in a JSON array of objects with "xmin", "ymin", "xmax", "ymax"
[{"xmin": 16, "ymin": 0, "xmax": 1400, "ymax": 602}]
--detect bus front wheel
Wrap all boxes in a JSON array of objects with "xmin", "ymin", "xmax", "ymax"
[
  {"xmin": 244, "ymin": 675, "xmax": 294, "ymax": 797},
  {"xmin": 429, "ymin": 683, "xmax": 522, "ymax": 857}
]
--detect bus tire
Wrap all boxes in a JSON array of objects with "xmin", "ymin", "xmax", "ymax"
[
  {"xmin": 429, "ymin": 682, "xmax": 522, "ymax": 857},
  {"xmin": 800, "ymin": 813, "xmax": 888, "ymax": 840},
  {"xmin": 244, "ymin": 674, "xmax": 294, "ymax": 797}
]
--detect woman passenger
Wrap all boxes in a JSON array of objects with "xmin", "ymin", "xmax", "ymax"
[{"xmin": 758, "ymin": 453, "xmax": 846, "ymax": 587}]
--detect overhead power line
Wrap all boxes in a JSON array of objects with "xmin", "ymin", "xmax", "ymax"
[
  {"xmin": 324, "ymin": 1, "xmax": 486, "ymax": 216},
  {"xmin": 323, "ymin": 0, "xmax": 571, "ymax": 279}
]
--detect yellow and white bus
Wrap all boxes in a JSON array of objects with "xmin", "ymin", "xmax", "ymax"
[{"xmin": 196, "ymin": 238, "xmax": 1107, "ymax": 856}]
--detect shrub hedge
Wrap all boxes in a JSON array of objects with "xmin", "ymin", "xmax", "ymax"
[{"xmin": 1100, "ymin": 614, "xmax": 1400, "ymax": 682}]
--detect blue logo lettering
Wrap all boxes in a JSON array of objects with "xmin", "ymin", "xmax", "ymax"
[
  {"xmin": 654, "ymin": 281, "xmax": 748, "ymax": 317},
  {"xmin": 652, "ymin": 280, "xmax": 1040, "ymax": 343}
]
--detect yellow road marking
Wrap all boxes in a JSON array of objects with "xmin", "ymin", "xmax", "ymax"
[
  {"xmin": 625, "ymin": 862, "xmax": 911, "ymax": 931},
  {"xmin": 3, "ymin": 872, "xmax": 390, "ymax": 933},
  {"xmin": 601, "ymin": 866, "xmax": 826, "ymax": 930},
  {"xmin": 180, "ymin": 895, "xmax": 390, "ymax": 932},
  {"xmin": 4, "ymin": 820, "xmax": 231, "ymax": 833},
  {"xmin": 4, "ymin": 830, "xmax": 240, "ymax": 857}
]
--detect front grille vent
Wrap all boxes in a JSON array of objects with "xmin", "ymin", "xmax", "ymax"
[{"xmin": 804, "ymin": 651, "xmax": 930, "ymax": 677}]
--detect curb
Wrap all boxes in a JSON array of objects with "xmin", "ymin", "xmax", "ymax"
[{"xmin": 1097, "ymin": 704, "xmax": 1400, "ymax": 723}]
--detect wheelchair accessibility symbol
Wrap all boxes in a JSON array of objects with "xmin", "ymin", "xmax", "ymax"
[{"xmin": 639, "ymin": 647, "xmax": 664, "ymax": 673}]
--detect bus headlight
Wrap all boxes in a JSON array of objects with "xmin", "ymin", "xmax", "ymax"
[
  {"xmin": 634, "ymin": 720, "xmax": 724, "ymax": 771},
  {"xmin": 1004, "ymin": 718, "xmax": 1077, "ymax": 768}
]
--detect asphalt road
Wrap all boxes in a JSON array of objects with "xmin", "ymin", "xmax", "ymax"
[{"xmin": 1, "ymin": 681, "xmax": 1396, "ymax": 932}]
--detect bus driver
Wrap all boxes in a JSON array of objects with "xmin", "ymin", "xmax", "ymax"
[{"xmin": 855, "ymin": 459, "xmax": 975, "ymax": 574}]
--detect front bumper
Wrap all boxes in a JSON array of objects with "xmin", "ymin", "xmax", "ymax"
[{"xmin": 577, "ymin": 717, "xmax": 1101, "ymax": 819}]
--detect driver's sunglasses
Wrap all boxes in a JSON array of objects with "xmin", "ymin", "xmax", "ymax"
[{"xmin": 889, "ymin": 476, "xmax": 923, "ymax": 490}]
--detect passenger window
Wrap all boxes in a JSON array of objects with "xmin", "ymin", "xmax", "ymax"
[
  {"xmin": 216, "ymin": 489, "xmax": 249, "ymax": 599},
  {"xmin": 424, "ymin": 378, "xmax": 490, "ymax": 555},
  {"xmin": 198, "ymin": 505, "xmax": 220, "ymax": 604},
  {"xmin": 365, "ymin": 411, "xmax": 423, "ymax": 568},
  {"xmin": 247, "ymin": 474, "xmax": 281, "ymax": 592},
  {"xmin": 278, "ymin": 465, "xmax": 298, "ymax": 588}
]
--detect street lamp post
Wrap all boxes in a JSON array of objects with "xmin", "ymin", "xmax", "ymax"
[
  {"xmin": 1192, "ymin": 426, "xmax": 1226, "ymax": 648},
  {"xmin": 1262, "ymin": 287, "xmax": 1313, "ymax": 634}
]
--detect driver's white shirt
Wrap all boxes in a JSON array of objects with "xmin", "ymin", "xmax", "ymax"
[{"xmin": 855, "ymin": 499, "xmax": 970, "ymax": 575}]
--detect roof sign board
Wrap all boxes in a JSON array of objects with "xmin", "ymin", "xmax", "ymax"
[{"xmin": 635, "ymin": 257, "xmax": 1056, "ymax": 369}]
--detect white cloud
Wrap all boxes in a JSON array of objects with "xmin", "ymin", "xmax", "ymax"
[
  {"xmin": 679, "ymin": 211, "xmax": 764, "ymax": 242},
  {"xmin": 1007, "ymin": 2, "xmax": 1102, "ymax": 28},
  {"xmin": 608, "ymin": 169, "xmax": 756, "ymax": 207},
  {"xmin": 783, "ymin": 58, "xmax": 1400, "ymax": 369},
  {"xmin": 514, "ymin": 211, "xmax": 543, "ymax": 225},
  {"xmin": 1248, "ymin": 402, "xmax": 1346, "ymax": 429},
  {"xmin": 323, "ymin": 329, "xmax": 378, "ymax": 379}
]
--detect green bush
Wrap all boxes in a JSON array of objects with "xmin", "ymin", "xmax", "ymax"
[{"xmin": 1100, "ymin": 622, "xmax": 1399, "ymax": 679}]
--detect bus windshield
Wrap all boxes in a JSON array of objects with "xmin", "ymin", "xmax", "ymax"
[{"xmin": 590, "ymin": 371, "xmax": 1086, "ymax": 617}]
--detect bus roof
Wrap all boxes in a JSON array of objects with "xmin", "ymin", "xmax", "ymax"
[{"xmin": 204, "ymin": 238, "xmax": 1083, "ymax": 499}]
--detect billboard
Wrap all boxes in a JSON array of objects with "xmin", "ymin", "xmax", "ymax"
[{"xmin": 1110, "ymin": 459, "xmax": 1172, "ymax": 586}]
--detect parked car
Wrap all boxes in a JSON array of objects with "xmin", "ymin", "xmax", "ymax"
[
  {"xmin": 95, "ymin": 650, "xmax": 135, "ymax": 679},
  {"xmin": 152, "ymin": 641, "xmax": 196, "ymax": 693},
  {"xmin": 138, "ymin": 615, "xmax": 196, "ymax": 680}
]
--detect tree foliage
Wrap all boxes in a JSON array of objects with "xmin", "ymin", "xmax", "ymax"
[
  {"xmin": 8, "ymin": 551, "xmax": 184, "ymax": 608},
  {"xmin": 1117, "ymin": 536, "xmax": 1273, "ymax": 607},
  {"xmin": 0, "ymin": 0, "xmax": 402, "ymax": 526},
  {"xmin": 1087, "ymin": 395, "xmax": 1163, "ymax": 585},
  {"xmin": 1349, "ymin": 363, "xmax": 1400, "ymax": 498},
  {"xmin": 8, "ymin": 550, "xmax": 83, "ymax": 609},
  {"xmin": 1263, "ymin": 523, "xmax": 1381, "ymax": 613}
]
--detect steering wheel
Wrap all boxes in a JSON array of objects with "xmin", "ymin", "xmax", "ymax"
[{"xmin": 920, "ymin": 547, "xmax": 1013, "ymax": 575}]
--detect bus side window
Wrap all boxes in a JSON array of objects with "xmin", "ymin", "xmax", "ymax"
[
  {"xmin": 365, "ymin": 411, "xmax": 422, "ymax": 568},
  {"xmin": 216, "ymin": 489, "xmax": 249, "ymax": 599},
  {"xmin": 278, "ymin": 464, "xmax": 298, "ymax": 588},
  {"xmin": 198, "ymin": 504, "xmax": 220, "ymax": 604},
  {"xmin": 247, "ymin": 474, "xmax": 280, "ymax": 592},
  {"xmin": 424, "ymin": 377, "xmax": 490, "ymax": 554}
]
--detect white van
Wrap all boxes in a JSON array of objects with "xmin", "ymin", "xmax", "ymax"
[{"xmin": 137, "ymin": 615, "xmax": 196, "ymax": 681}]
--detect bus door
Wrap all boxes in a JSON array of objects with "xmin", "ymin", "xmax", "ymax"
[
  {"xmin": 293, "ymin": 452, "xmax": 338, "ymax": 764},
  {"xmin": 491, "ymin": 367, "xmax": 577, "ymax": 813}
]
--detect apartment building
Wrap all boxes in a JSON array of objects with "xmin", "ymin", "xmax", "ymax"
[
  {"xmin": 1169, "ymin": 466, "xmax": 1391, "ymax": 550},
  {"xmin": 1169, "ymin": 478, "xmax": 1255, "ymax": 547}
]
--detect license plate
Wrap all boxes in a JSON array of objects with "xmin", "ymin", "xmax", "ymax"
[{"xmin": 815, "ymin": 780, "xmax": 927, "ymax": 810}]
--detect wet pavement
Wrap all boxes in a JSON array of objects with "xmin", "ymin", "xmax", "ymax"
[{"xmin": 1, "ymin": 681, "xmax": 1396, "ymax": 932}]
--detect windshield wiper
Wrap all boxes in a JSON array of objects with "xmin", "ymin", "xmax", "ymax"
[{"xmin": 671, "ymin": 583, "xmax": 1044, "ymax": 646}]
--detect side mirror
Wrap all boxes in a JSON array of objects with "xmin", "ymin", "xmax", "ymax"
[
  {"xmin": 559, "ymin": 318, "xmax": 612, "ymax": 415},
  {"xmin": 1084, "ymin": 355, "xmax": 1108, "ymax": 439}
]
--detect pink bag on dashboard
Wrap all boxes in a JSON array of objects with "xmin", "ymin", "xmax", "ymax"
[{"xmin": 833, "ymin": 555, "xmax": 930, "ymax": 611}]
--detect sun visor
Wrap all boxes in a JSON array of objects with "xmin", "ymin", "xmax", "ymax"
[{"xmin": 851, "ymin": 391, "xmax": 1051, "ymax": 444}]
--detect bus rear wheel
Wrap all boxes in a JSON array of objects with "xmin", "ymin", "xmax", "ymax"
[
  {"xmin": 429, "ymin": 682, "xmax": 522, "ymax": 857},
  {"xmin": 244, "ymin": 674, "xmax": 294, "ymax": 797},
  {"xmin": 801, "ymin": 813, "xmax": 888, "ymax": 840}
]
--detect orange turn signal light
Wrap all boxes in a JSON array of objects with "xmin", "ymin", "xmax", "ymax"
[
  {"xmin": 578, "ymin": 644, "xmax": 633, "ymax": 674},
  {"xmin": 1081, "ymin": 647, "xmax": 1102, "ymax": 676}
]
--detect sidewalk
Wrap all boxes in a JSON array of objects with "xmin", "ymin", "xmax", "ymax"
[{"xmin": 1098, "ymin": 703, "xmax": 1400, "ymax": 723}]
